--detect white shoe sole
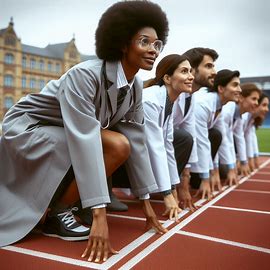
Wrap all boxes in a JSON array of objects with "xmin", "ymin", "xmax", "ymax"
[{"xmin": 42, "ymin": 232, "xmax": 89, "ymax": 241}]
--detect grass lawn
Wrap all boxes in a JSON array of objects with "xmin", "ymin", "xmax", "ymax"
[{"xmin": 256, "ymin": 128, "xmax": 270, "ymax": 153}]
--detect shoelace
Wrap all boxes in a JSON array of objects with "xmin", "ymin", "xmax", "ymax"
[{"xmin": 57, "ymin": 207, "xmax": 78, "ymax": 228}]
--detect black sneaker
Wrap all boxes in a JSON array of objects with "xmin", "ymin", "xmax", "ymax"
[
  {"xmin": 43, "ymin": 207, "xmax": 90, "ymax": 241},
  {"xmin": 72, "ymin": 201, "xmax": 93, "ymax": 225}
]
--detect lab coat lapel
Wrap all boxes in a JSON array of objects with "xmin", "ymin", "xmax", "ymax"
[
  {"xmin": 158, "ymin": 85, "xmax": 167, "ymax": 126},
  {"xmin": 179, "ymin": 92, "xmax": 186, "ymax": 116},
  {"xmin": 105, "ymin": 62, "xmax": 118, "ymax": 116},
  {"xmin": 109, "ymin": 76, "xmax": 141, "ymax": 127}
]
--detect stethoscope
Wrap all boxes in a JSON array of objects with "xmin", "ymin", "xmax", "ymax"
[{"xmin": 100, "ymin": 61, "xmax": 138, "ymax": 129}]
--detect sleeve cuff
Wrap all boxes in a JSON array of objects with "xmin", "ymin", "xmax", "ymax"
[
  {"xmin": 199, "ymin": 172, "xmax": 209, "ymax": 179},
  {"xmin": 213, "ymin": 163, "xmax": 219, "ymax": 169},
  {"xmin": 91, "ymin": 203, "xmax": 107, "ymax": 209},
  {"xmin": 227, "ymin": 163, "xmax": 235, "ymax": 169},
  {"xmin": 240, "ymin": 160, "xmax": 248, "ymax": 165},
  {"xmin": 139, "ymin": 193, "xmax": 150, "ymax": 200}
]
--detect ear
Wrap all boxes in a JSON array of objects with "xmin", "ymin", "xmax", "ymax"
[
  {"xmin": 163, "ymin": 74, "xmax": 171, "ymax": 85},
  {"xmin": 217, "ymin": 85, "xmax": 224, "ymax": 94}
]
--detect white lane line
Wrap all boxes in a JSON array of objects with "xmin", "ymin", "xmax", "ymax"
[
  {"xmin": 210, "ymin": 205, "xmax": 270, "ymax": 215},
  {"xmin": 120, "ymin": 198, "xmax": 164, "ymax": 204},
  {"xmin": 5, "ymin": 158, "xmax": 270, "ymax": 270},
  {"xmin": 107, "ymin": 213, "xmax": 146, "ymax": 222},
  {"xmin": 246, "ymin": 179, "xmax": 270, "ymax": 183},
  {"xmin": 1, "ymin": 246, "xmax": 103, "ymax": 269},
  {"xmin": 102, "ymin": 197, "xmax": 207, "ymax": 269},
  {"xmin": 118, "ymin": 158, "xmax": 270, "ymax": 270},
  {"xmin": 176, "ymin": 230, "xmax": 270, "ymax": 254},
  {"xmin": 107, "ymin": 213, "xmax": 165, "ymax": 223},
  {"xmin": 233, "ymin": 189, "xmax": 270, "ymax": 195},
  {"xmin": 102, "ymin": 208, "xmax": 191, "ymax": 269}
]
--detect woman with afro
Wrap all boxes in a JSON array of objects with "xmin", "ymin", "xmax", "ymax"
[{"xmin": 0, "ymin": 0, "xmax": 169, "ymax": 262}]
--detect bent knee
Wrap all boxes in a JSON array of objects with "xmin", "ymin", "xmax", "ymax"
[{"xmin": 113, "ymin": 133, "xmax": 131, "ymax": 160}]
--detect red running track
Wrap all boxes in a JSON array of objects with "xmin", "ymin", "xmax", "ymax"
[{"xmin": 1, "ymin": 157, "xmax": 270, "ymax": 270}]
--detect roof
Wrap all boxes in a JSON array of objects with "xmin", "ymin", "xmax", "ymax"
[
  {"xmin": 1, "ymin": 24, "xmax": 95, "ymax": 61},
  {"xmin": 45, "ymin": 43, "xmax": 70, "ymax": 59},
  {"xmin": 80, "ymin": 54, "xmax": 97, "ymax": 62},
  {"xmin": 21, "ymin": 42, "xmax": 95, "ymax": 61},
  {"xmin": 21, "ymin": 43, "xmax": 69, "ymax": 59},
  {"xmin": 0, "ymin": 27, "xmax": 8, "ymax": 36}
]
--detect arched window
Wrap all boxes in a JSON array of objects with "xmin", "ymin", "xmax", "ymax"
[
  {"xmin": 4, "ymin": 75, "xmax": 14, "ymax": 87},
  {"xmin": 30, "ymin": 58, "xmax": 36, "ymax": 69},
  {"xmin": 39, "ymin": 60, "xmax": 44, "ymax": 71},
  {"xmin": 22, "ymin": 56, "xmax": 27, "ymax": 68},
  {"xmin": 5, "ymin": 36, "xmax": 16, "ymax": 46},
  {"xmin": 55, "ymin": 63, "xmax": 61, "ymax": 73},
  {"xmin": 22, "ymin": 76, "xmax": 27, "ymax": 88},
  {"xmin": 4, "ymin": 53, "xmax": 14, "ymax": 64},
  {"xmin": 69, "ymin": 50, "xmax": 76, "ymax": 59},
  {"xmin": 4, "ymin": 96, "xmax": 14, "ymax": 109},
  {"xmin": 39, "ymin": 79, "xmax": 45, "ymax": 89},
  {"xmin": 48, "ymin": 62, "xmax": 52, "ymax": 72},
  {"xmin": 30, "ymin": 78, "xmax": 36, "ymax": 89}
]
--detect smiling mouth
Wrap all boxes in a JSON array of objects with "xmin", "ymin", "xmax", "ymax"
[{"xmin": 144, "ymin": 58, "xmax": 155, "ymax": 64}]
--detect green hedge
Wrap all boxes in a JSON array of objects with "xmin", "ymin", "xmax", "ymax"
[{"xmin": 256, "ymin": 128, "xmax": 270, "ymax": 153}]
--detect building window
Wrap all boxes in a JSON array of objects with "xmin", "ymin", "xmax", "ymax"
[
  {"xmin": 22, "ymin": 56, "xmax": 27, "ymax": 68},
  {"xmin": 39, "ymin": 79, "xmax": 45, "ymax": 89},
  {"xmin": 69, "ymin": 50, "xmax": 76, "ymax": 59},
  {"xmin": 4, "ymin": 75, "xmax": 14, "ymax": 87},
  {"xmin": 5, "ymin": 36, "xmax": 16, "ymax": 46},
  {"xmin": 22, "ymin": 76, "xmax": 27, "ymax": 88},
  {"xmin": 39, "ymin": 60, "xmax": 44, "ymax": 71},
  {"xmin": 55, "ymin": 63, "xmax": 61, "ymax": 73},
  {"xmin": 30, "ymin": 78, "xmax": 36, "ymax": 89},
  {"xmin": 48, "ymin": 62, "xmax": 52, "ymax": 72},
  {"xmin": 4, "ymin": 53, "xmax": 14, "ymax": 64},
  {"xmin": 30, "ymin": 58, "xmax": 36, "ymax": 69},
  {"xmin": 4, "ymin": 97, "xmax": 14, "ymax": 109}
]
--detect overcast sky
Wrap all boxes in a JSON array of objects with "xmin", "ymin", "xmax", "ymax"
[{"xmin": 1, "ymin": 0, "xmax": 270, "ymax": 80}]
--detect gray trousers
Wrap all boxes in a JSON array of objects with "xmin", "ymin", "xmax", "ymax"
[
  {"xmin": 112, "ymin": 129, "xmax": 193, "ymax": 188},
  {"xmin": 173, "ymin": 129, "xmax": 193, "ymax": 176},
  {"xmin": 190, "ymin": 128, "xmax": 222, "ymax": 189}
]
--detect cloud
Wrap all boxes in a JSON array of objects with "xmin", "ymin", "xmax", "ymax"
[{"xmin": 1, "ymin": 0, "xmax": 269, "ymax": 77}]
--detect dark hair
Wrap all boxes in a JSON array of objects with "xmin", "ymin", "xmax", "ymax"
[
  {"xmin": 240, "ymin": 83, "xmax": 262, "ymax": 98},
  {"xmin": 254, "ymin": 92, "xmax": 269, "ymax": 128},
  {"xmin": 212, "ymin": 69, "xmax": 240, "ymax": 92},
  {"xmin": 183, "ymin": 47, "xmax": 218, "ymax": 69},
  {"xmin": 144, "ymin": 54, "xmax": 189, "ymax": 88},
  {"xmin": 95, "ymin": 0, "xmax": 169, "ymax": 61}
]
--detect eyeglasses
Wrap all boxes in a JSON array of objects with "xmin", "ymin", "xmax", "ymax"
[{"xmin": 135, "ymin": 37, "xmax": 163, "ymax": 53}]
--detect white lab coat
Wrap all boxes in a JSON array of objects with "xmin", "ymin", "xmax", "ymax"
[
  {"xmin": 217, "ymin": 101, "xmax": 237, "ymax": 165},
  {"xmin": 191, "ymin": 89, "xmax": 230, "ymax": 174},
  {"xmin": 143, "ymin": 85, "xmax": 179, "ymax": 192},
  {"xmin": 242, "ymin": 112, "xmax": 259, "ymax": 158}
]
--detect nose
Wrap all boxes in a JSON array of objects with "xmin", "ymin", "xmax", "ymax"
[{"xmin": 238, "ymin": 86, "xmax": 242, "ymax": 93}]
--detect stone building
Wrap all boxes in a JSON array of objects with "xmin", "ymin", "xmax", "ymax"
[{"xmin": 0, "ymin": 18, "xmax": 95, "ymax": 121}]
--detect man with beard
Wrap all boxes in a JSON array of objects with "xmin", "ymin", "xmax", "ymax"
[{"xmin": 173, "ymin": 47, "xmax": 219, "ymax": 201}]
